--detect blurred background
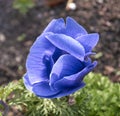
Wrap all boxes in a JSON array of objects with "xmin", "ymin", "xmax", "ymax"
[{"xmin": 0, "ymin": 0, "xmax": 120, "ymax": 85}]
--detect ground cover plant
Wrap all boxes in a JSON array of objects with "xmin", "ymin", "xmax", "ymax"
[{"xmin": 0, "ymin": 73, "xmax": 120, "ymax": 115}]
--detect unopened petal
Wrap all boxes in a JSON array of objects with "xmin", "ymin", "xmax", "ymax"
[
  {"xmin": 49, "ymin": 54, "xmax": 84, "ymax": 90},
  {"xmin": 76, "ymin": 33, "xmax": 99, "ymax": 52},
  {"xmin": 54, "ymin": 61, "xmax": 97, "ymax": 90},
  {"xmin": 46, "ymin": 33, "xmax": 85, "ymax": 61},
  {"xmin": 65, "ymin": 17, "xmax": 87, "ymax": 38}
]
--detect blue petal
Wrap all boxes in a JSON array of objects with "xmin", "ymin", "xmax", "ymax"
[
  {"xmin": 46, "ymin": 33, "xmax": 85, "ymax": 61},
  {"xmin": 32, "ymin": 81, "xmax": 60, "ymax": 98},
  {"xmin": 49, "ymin": 54, "xmax": 85, "ymax": 90},
  {"xmin": 54, "ymin": 61, "xmax": 97, "ymax": 90},
  {"xmin": 26, "ymin": 34, "xmax": 55, "ymax": 84},
  {"xmin": 33, "ymin": 81, "xmax": 85, "ymax": 98},
  {"xmin": 76, "ymin": 33, "xmax": 99, "ymax": 52},
  {"xmin": 65, "ymin": 17, "xmax": 87, "ymax": 38},
  {"xmin": 23, "ymin": 73, "xmax": 33, "ymax": 92},
  {"xmin": 51, "ymin": 82, "xmax": 85, "ymax": 98},
  {"xmin": 43, "ymin": 18, "xmax": 65, "ymax": 33},
  {"xmin": 52, "ymin": 48, "xmax": 63, "ymax": 62}
]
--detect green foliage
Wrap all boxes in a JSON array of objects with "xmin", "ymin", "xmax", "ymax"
[
  {"xmin": 17, "ymin": 33, "xmax": 26, "ymax": 42},
  {"xmin": 0, "ymin": 81, "xmax": 20, "ymax": 101},
  {"xmin": 0, "ymin": 73, "xmax": 120, "ymax": 116},
  {"xmin": 13, "ymin": 0, "xmax": 35, "ymax": 14},
  {"xmin": 75, "ymin": 73, "xmax": 120, "ymax": 116},
  {"xmin": 0, "ymin": 112, "xmax": 2, "ymax": 116}
]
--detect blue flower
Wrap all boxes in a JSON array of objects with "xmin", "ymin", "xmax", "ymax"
[{"xmin": 23, "ymin": 17, "xmax": 99, "ymax": 98}]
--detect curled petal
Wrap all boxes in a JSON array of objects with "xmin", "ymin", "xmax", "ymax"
[
  {"xmin": 65, "ymin": 17, "xmax": 88, "ymax": 38},
  {"xmin": 49, "ymin": 54, "xmax": 85, "ymax": 90},
  {"xmin": 54, "ymin": 61, "xmax": 97, "ymax": 90},
  {"xmin": 46, "ymin": 33, "xmax": 85, "ymax": 61},
  {"xmin": 26, "ymin": 34, "xmax": 55, "ymax": 84},
  {"xmin": 76, "ymin": 33, "xmax": 99, "ymax": 52}
]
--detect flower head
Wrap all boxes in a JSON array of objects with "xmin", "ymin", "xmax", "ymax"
[{"xmin": 24, "ymin": 17, "xmax": 99, "ymax": 98}]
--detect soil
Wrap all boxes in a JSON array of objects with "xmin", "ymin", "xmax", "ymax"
[{"xmin": 0, "ymin": 0, "xmax": 120, "ymax": 85}]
